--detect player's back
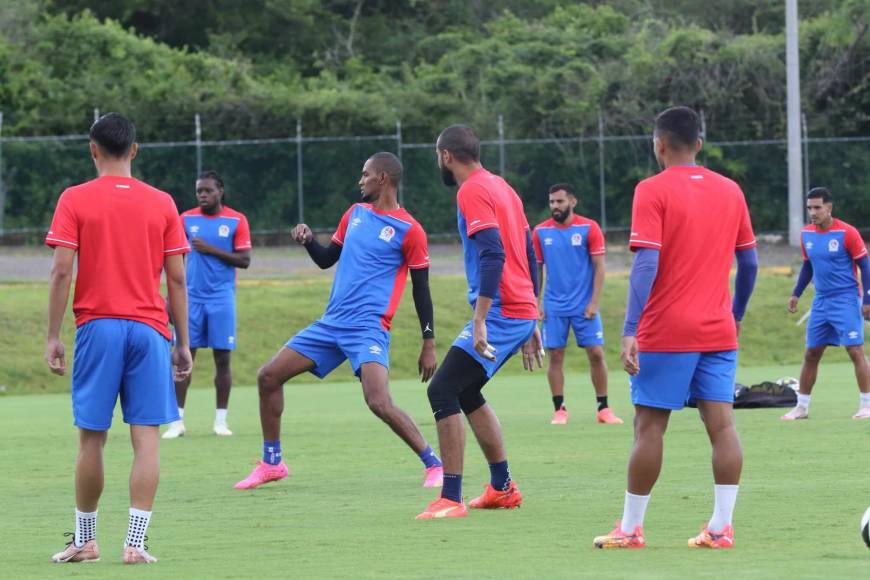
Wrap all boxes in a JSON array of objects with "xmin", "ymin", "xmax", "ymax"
[
  {"xmin": 630, "ymin": 165, "xmax": 755, "ymax": 351},
  {"xmin": 47, "ymin": 175, "xmax": 187, "ymax": 336}
]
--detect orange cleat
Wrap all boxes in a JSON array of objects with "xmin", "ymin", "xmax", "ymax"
[
  {"xmin": 415, "ymin": 497, "xmax": 468, "ymax": 520},
  {"xmin": 597, "ymin": 408, "xmax": 624, "ymax": 424},
  {"xmin": 688, "ymin": 523, "xmax": 734, "ymax": 549},
  {"xmin": 551, "ymin": 407, "xmax": 569, "ymax": 425},
  {"xmin": 469, "ymin": 481, "xmax": 523, "ymax": 510},
  {"xmin": 593, "ymin": 521, "xmax": 646, "ymax": 549}
]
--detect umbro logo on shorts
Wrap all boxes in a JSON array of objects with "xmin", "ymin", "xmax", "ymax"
[
  {"xmin": 848, "ymin": 331, "xmax": 859, "ymax": 340},
  {"xmin": 369, "ymin": 345, "xmax": 382, "ymax": 355},
  {"xmin": 459, "ymin": 330, "xmax": 471, "ymax": 340}
]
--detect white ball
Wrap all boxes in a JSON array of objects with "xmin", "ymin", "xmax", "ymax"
[{"xmin": 862, "ymin": 506, "xmax": 870, "ymax": 549}]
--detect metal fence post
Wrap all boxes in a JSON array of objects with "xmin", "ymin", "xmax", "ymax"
[
  {"xmin": 194, "ymin": 114, "xmax": 202, "ymax": 177},
  {"xmin": 498, "ymin": 114, "xmax": 506, "ymax": 176},
  {"xmin": 0, "ymin": 111, "xmax": 4, "ymax": 236},
  {"xmin": 297, "ymin": 119, "xmax": 304, "ymax": 223},
  {"xmin": 801, "ymin": 112, "xmax": 810, "ymax": 195},
  {"xmin": 93, "ymin": 108, "xmax": 100, "ymax": 122},
  {"xmin": 597, "ymin": 114, "xmax": 606, "ymax": 232},
  {"xmin": 700, "ymin": 109, "xmax": 707, "ymax": 141},
  {"xmin": 396, "ymin": 120, "xmax": 403, "ymax": 206}
]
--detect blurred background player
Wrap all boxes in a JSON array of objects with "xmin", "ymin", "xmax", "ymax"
[
  {"xmin": 416, "ymin": 125, "xmax": 543, "ymax": 520},
  {"xmin": 163, "ymin": 171, "xmax": 252, "ymax": 438},
  {"xmin": 45, "ymin": 113, "xmax": 192, "ymax": 564},
  {"xmin": 234, "ymin": 152, "xmax": 444, "ymax": 491},
  {"xmin": 593, "ymin": 106, "xmax": 758, "ymax": 549},
  {"xmin": 784, "ymin": 187, "xmax": 870, "ymax": 420},
  {"xmin": 532, "ymin": 183, "xmax": 622, "ymax": 425}
]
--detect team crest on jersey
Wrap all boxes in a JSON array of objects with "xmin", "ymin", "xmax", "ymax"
[
  {"xmin": 544, "ymin": 238, "xmax": 554, "ymax": 246},
  {"xmin": 218, "ymin": 224, "xmax": 230, "ymax": 238},
  {"xmin": 828, "ymin": 239, "xmax": 839, "ymax": 252},
  {"xmin": 379, "ymin": 226, "xmax": 395, "ymax": 242},
  {"xmin": 571, "ymin": 233, "xmax": 583, "ymax": 246}
]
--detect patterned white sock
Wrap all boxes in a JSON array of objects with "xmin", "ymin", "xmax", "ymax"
[
  {"xmin": 125, "ymin": 508, "xmax": 152, "ymax": 549},
  {"xmin": 215, "ymin": 408, "xmax": 228, "ymax": 424},
  {"xmin": 620, "ymin": 491, "xmax": 650, "ymax": 534},
  {"xmin": 797, "ymin": 393, "xmax": 811, "ymax": 408},
  {"xmin": 74, "ymin": 508, "xmax": 97, "ymax": 547},
  {"xmin": 709, "ymin": 484, "xmax": 739, "ymax": 531}
]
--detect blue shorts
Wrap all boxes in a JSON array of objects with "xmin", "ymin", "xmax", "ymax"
[
  {"xmin": 542, "ymin": 313, "xmax": 604, "ymax": 349},
  {"xmin": 630, "ymin": 350, "xmax": 737, "ymax": 411},
  {"xmin": 452, "ymin": 311, "xmax": 537, "ymax": 378},
  {"xmin": 807, "ymin": 294, "xmax": 864, "ymax": 348},
  {"xmin": 286, "ymin": 321, "xmax": 390, "ymax": 378},
  {"xmin": 72, "ymin": 319, "xmax": 179, "ymax": 431},
  {"xmin": 189, "ymin": 300, "xmax": 236, "ymax": 350}
]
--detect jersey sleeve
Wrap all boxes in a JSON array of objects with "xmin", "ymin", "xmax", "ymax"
[
  {"xmin": 163, "ymin": 198, "xmax": 190, "ymax": 256},
  {"xmin": 588, "ymin": 221, "xmax": 606, "ymax": 256},
  {"xmin": 234, "ymin": 214, "xmax": 253, "ymax": 251},
  {"xmin": 331, "ymin": 205, "xmax": 355, "ymax": 246},
  {"xmin": 800, "ymin": 233, "xmax": 808, "ymax": 261},
  {"xmin": 735, "ymin": 196, "xmax": 757, "ymax": 251},
  {"xmin": 532, "ymin": 227, "xmax": 543, "ymax": 263},
  {"xmin": 457, "ymin": 182, "xmax": 498, "ymax": 236},
  {"xmin": 845, "ymin": 226, "xmax": 868, "ymax": 260},
  {"xmin": 45, "ymin": 191, "xmax": 79, "ymax": 250},
  {"xmin": 402, "ymin": 223, "xmax": 430, "ymax": 270},
  {"xmin": 628, "ymin": 182, "xmax": 664, "ymax": 251}
]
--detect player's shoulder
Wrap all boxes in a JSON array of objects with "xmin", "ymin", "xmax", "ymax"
[
  {"xmin": 833, "ymin": 218, "xmax": 858, "ymax": 233},
  {"xmin": 220, "ymin": 206, "xmax": 247, "ymax": 220},
  {"xmin": 393, "ymin": 207, "xmax": 425, "ymax": 230},
  {"xmin": 181, "ymin": 207, "xmax": 201, "ymax": 218},
  {"xmin": 534, "ymin": 218, "xmax": 556, "ymax": 230},
  {"xmin": 801, "ymin": 223, "xmax": 816, "ymax": 233},
  {"xmin": 573, "ymin": 214, "xmax": 600, "ymax": 228}
]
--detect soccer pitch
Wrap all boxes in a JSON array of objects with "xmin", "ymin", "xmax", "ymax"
[{"xmin": 2, "ymin": 364, "xmax": 867, "ymax": 579}]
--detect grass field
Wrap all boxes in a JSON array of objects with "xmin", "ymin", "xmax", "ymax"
[{"xmin": 2, "ymin": 363, "xmax": 868, "ymax": 579}]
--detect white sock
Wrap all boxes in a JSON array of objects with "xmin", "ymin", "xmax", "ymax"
[
  {"xmin": 709, "ymin": 484, "xmax": 739, "ymax": 531},
  {"xmin": 74, "ymin": 508, "xmax": 97, "ymax": 547},
  {"xmin": 215, "ymin": 408, "xmax": 228, "ymax": 424},
  {"xmin": 797, "ymin": 394, "xmax": 811, "ymax": 408},
  {"xmin": 178, "ymin": 407, "xmax": 185, "ymax": 419},
  {"xmin": 620, "ymin": 491, "xmax": 650, "ymax": 534},
  {"xmin": 860, "ymin": 393, "xmax": 870, "ymax": 407},
  {"xmin": 125, "ymin": 508, "xmax": 152, "ymax": 549}
]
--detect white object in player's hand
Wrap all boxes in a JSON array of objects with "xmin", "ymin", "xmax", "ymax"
[{"xmin": 480, "ymin": 343, "xmax": 497, "ymax": 361}]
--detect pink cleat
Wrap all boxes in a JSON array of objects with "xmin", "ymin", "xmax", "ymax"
[
  {"xmin": 597, "ymin": 408, "xmax": 624, "ymax": 424},
  {"xmin": 234, "ymin": 460, "xmax": 289, "ymax": 490},
  {"xmin": 551, "ymin": 407, "xmax": 568, "ymax": 425},
  {"xmin": 122, "ymin": 545, "xmax": 157, "ymax": 564},
  {"xmin": 853, "ymin": 406, "xmax": 870, "ymax": 420},
  {"xmin": 688, "ymin": 523, "xmax": 735, "ymax": 549},
  {"xmin": 52, "ymin": 536, "xmax": 100, "ymax": 563},
  {"xmin": 423, "ymin": 465, "xmax": 444, "ymax": 488},
  {"xmin": 781, "ymin": 405, "xmax": 809, "ymax": 421}
]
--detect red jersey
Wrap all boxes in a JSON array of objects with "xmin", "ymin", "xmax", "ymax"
[
  {"xmin": 629, "ymin": 165, "xmax": 756, "ymax": 352},
  {"xmin": 45, "ymin": 175, "xmax": 190, "ymax": 339},
  {"xmin": 457, "ymin": 168, "xmax": 537, "ymax": 319}
]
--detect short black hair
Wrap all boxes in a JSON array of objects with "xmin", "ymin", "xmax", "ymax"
[
  {"xmin": 807, "ymin": 187, "xmax": 832, "ymax": 203},
  {"xmin": 198, "ymin": 170, "xmax": 224, "ymax": 190},
  {"xmin": 437, "ymin": 124, "xmax": 480, "ymax": 163},
  {"xmin": 548, "ymin": 183, "xmax": 575, "ymax": 197},
  {"xmin": 89, "ymin": 112, "xmax": 136, "ymax": 158},
  {"xmin": 368, "ymin": 152, "xmax": 403, "ymax": 186},
  {"xmin": 654, "ymin": 106, "xmax": 701, "ymax": 151}
]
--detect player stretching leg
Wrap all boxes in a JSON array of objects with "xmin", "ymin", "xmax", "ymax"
[
  {"xmin": 164, "ymin": 171, "xmax": 252, "ymax": 438},
  {"xmin": 235, "ymin": 152, "xmax": 443, "ymax": 490},
  {"xmin": 532, "ymin": 183, "xmax": 622, "ymax": 425},
  {"xmin": 416, "ymin": 125, "xmax": 543, "ymax": 520},
  {"xmin": 46, "ymin": 113, "xmax": 192, "ymax": 564},
  {"xmin": 783, "ymin": 187, "xmax": 870, "ymax": 420},
  {"xmin": 592, "ymin": 107, "xmax": 758, "ymax": 549}
]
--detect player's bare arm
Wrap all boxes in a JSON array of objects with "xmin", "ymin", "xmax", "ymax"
[
  {"xmin": 585, "ymin": 254, "xmax": 605, "ymax": 319},
  {"xmin": 191, "ymin": 237, "xmax": 251, "ymax": 269},
  {"xmin": 45, "ymin": 246, "xmax": 76, "ymax": 375},
  {"xmin": 165, "ymin": 253, "xmax": 193, "ymax": 381}
]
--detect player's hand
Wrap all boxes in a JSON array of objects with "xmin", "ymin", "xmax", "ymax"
[
  {"xmin": 418, "ymin": 340, "xmax": 437, "ymax": 382},
  {"xmin": 584, "ymin": 302, "xmax": 599, "ymax": 319},
  {"xmin": 538, "ymin": 305, "xmax": 545, "ymax": 321},
  {"xmin": 45, "ymin": 337, "xmax": 66, "ymax": 375},
  {"xmin": 620, "ymin": 335, "xmax": 639, "ymax": 376},
  {"xmin": 291, "ymin": 224, "xmax": 313, "ymax": 245},
  {"xmin": 521, "ymin": 327, "xmax": 545, "ymax": 371},
  {"xmin": 191, "ymin": 237, "xmax": 213, "ymax": 254},
  {"xmin": 787, "ymin": 295, "xmax": 799, "ymax": 313},
  {"xmin": 172, "ymin": 345, "xmax": 193, "ymax": 381},
  {"xmin": 473, "ymin": 319, "xmax": 497, "ymax": 361},
  {"xmin": 735, "ymin": 320, "xmax": 742, "ymax": 338},
  {"xmin": 863, "ymin": 304, "xmax": 870, "ymax": 320}
]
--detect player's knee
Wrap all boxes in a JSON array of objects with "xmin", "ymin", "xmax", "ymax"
[
  {"xmin": 364, "ymin": 394, "xmax": 393, "ymax": 419},
  {"xmin": 548, "ymin": 348, "xmax": 565, "ymax": 364},
  {"xmin": 804, "ymin": 348, "xmax": 824, "ymax": 363},
  {"xmin": 458, "ymin": 389, "xmax": 486, "ymax": 416},
  {"xmin": 257, "ymin": 364, "xmax": 280, "ymax": 391},
  {"xmin": 586, "ymin": 347, "xmax": 605, "ymax": 365},
  {"xmin": 845, "ymin": 345, "xmax": 866, "ymax": 362},
  {"xmin": 427, "ymin": 379, "xmax": 461, "ymax": 421},
  {"xmin": 214, "ymin": 351, "xmax": 232, "ymax": 371}
]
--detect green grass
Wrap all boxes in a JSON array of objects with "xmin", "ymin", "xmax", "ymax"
[
  {"xmin": 2, "ymin": 363, "xmax": 868, "ymax": 579},
  {"xmin": 0, "ymin": 270, "xmax": 856, "ymax": 394}
]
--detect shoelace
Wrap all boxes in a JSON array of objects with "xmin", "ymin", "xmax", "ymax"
[{"xmin": 62, "ymin": 531, "xmax": 75, "ymax": 548}]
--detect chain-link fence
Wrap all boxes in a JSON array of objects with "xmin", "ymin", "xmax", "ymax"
[{"xmin": 1, "ymin": 114, "xmax": 868, "ymax": 242}]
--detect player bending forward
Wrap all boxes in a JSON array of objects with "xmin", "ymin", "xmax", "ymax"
[
  {"xmin": 593, "ymin": 106, "xmax": 758, "ymax": 549},
  {"xmin": 235, "ymin": 152, "xmax": 444, "ymax": 490}
]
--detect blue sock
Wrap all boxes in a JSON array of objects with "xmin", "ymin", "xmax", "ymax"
[
  {"xmin": 263, "ymin": 440, "xmax": 282, "ymax": 465},
  {"xmin": 489, "ymin": 460, "xmax": 511, "ymax": 491},
  {"xmin": 441, "ymin": 473, "xmax": 462, "ymax": 502},
  {"xmin": 417, "ymin": 445, "xmax": 442, "ymax": 469}
]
